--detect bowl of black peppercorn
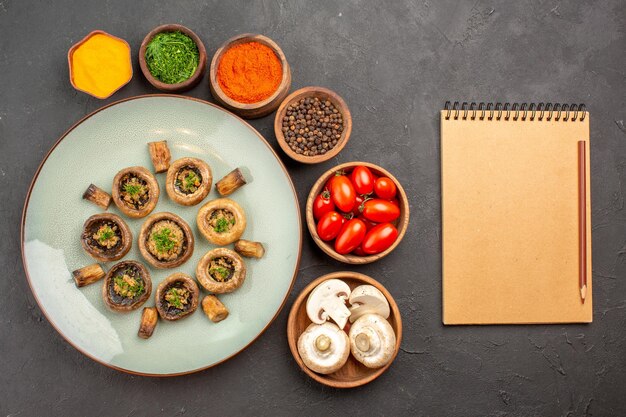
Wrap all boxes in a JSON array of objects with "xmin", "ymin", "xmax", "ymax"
[{"xmin": 274, "ymin": 87, "xmax": 352, "ymax": 164}]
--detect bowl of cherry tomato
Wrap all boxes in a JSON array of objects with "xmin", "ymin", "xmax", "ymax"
[{"xmin": 306, "ymin": 162, "xmax": 410, "ymax": 264}]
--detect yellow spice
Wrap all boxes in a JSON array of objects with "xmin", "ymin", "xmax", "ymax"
[{"xmin": 71, "ymin": 33, "xmax": 132, "ymax": 98}]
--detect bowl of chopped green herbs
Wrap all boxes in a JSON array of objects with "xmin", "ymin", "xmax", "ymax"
[{"xmin": 139, "ymin": 24, "xmax": 207, "ymax": 92}]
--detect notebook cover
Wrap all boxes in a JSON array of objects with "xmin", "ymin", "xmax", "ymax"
[{"xmin": 441, "ymin": 111, "xmax": 592, "ymax": 324}]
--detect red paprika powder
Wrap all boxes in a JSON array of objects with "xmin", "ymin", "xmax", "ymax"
[{"xmin": 217, "ymin": 41, "xmax": 283, "ymax": 104}]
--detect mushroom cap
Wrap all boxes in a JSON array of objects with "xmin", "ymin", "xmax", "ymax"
[
  {"xmin": 111, "ymin": 166, "xmax": 160, "ymax": 218},
  {"xmin": 166, "ymin": 157, "xmax": 213, "ymax": 206},
  {"xmin": 348, "ymin": 284, "xmax": 390, "ymax": 323},
  {"xmin": 196, "ymin": 198, "xmax": 247, "ymax": 245},
  {"xmin": 305, "ymin": 279, "xmax": 351, "ymax": 329},
  {"xmin": 349, "ymin": 313, "xmax": 396, "ymax": 369},
  {"xmin": 297, "ymin": 322, "xmax": 350, "ymax": 374}
]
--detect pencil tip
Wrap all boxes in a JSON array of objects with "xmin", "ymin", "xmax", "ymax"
[{"xmin": 580, "ymin": 285, "xmax": 587, "ymax": 302}]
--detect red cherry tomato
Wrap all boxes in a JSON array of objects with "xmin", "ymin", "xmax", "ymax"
[
  {"xmin": 388, "ymin": 197, "xmax": 399, "ymax": 207},
  {"xmin": 360, "ymin": 199, "xmax": 400, "ymax": 223},
  {"xmin": 313, "ymin": 189, "xmax": 335, "ymax": 220},
  {"xmin": 362, "ymin": 223, "xmax": 399, "ymax": 254},
  {"xmin": 352, "ymin": 245, "xmax": 367, "ymax": 256},
  {"xmin": 328, "ymin": 174, "xmax": 357, "ymax": 213},
  {"xmin": 374, "ymin": 177, "xmax": 397, "ymax": 200},
  {"xmin": 358, "ymin": 215, "xmax": 378, "ymax": 231},
  {"xmin": 351, "ymin": 195, "xmax": 365, "ymax": 216},
  {"xmin": 350, "ymin": 166, "xmax": 375, "ymax": 195},
  {"xmin": 316, "ymin": 211, "xmax": 344, "ymax": 241},
  {"xmin": 334, "ymin": 218, "xmax": 367, "ymax": 254}
]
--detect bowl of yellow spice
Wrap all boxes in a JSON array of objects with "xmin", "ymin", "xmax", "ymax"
[
  {"xmin": 139, "ymin": 24, "xmax": 207, "ymax": 93},
  {"xmin": 209, "ymin": 34, "xmax": 292, "ymax": 119},
  {"xmin": 68, "ymin": 30, "xmax": 133, "ymax": 99}
]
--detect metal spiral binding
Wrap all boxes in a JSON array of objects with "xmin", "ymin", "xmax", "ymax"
[{"xmin": 444, "ymin": 102, "xmax": 586, "ymax": 121}]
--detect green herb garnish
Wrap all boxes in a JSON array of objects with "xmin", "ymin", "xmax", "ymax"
[
  {"xmin": 123, "ymin": 183, "xmax": 143, "ymax": 196},
  {"xmin": 165, "ymin": 287, "xmax": 186, "ymax": 309},
  {"xmin": 184, "ymin": 172, "xmax": 199, "ymax": 189},
  {"xmin": 98, "ymin": 226, "xmax": 115, "ymax": 242},
  {"xmin": 113, "ymin": 270, "xmax": 144, "ymax": 298},
  {"xmin": 213, "ymin": 217, "xmax": 233, "ymax": 233},
  {"xmin": 152, "ymin": 228, "xmax": 176, "ymax": 252},
  {"xmin": 209, "ymin": 267, "xmax": 230, "ymax": 281},
  {"xmin": 145, "ymin": 31, "xmax": 199, "ymax": 84}
]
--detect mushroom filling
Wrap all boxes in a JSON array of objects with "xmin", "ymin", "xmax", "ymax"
[
  {"xmin": 87, "ymin": 221, "xmax": 121, "ymax": 251},
  {"xmin": 119, "ymin": 174, "xmax": 150, "ymax": 209},
  {"xmin": 174, "ymin": 166, "xmax": 202, "ymax": 195},
  {"xmin": 108, "ymin": 266, "xmax": 145, "ymax": 305},
  {"xmin": 208, "ymin": 256, "xmax": 235, "ymax": 282},
  {"xmin": 163, "ymin": 285, "xmax": 191, "ymax": 312},
  {"xmin": 208, "ymin": 209, "xmax": 235, "ymax": 233},
  {"xmin": 147, "ymin": 220, "xmax": 185, "ymax": 261}
]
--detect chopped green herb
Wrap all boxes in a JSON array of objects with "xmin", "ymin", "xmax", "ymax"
[
  {"xmin": 123, "ymin": 183, "xmax": 143, "ymax": 196},
  {"xmin": 113, "ymin": 270, "xmax": 144, "ymax": 298},
  {"xmin": 184, "ymin": 172, "xmax": 199, "ymax": 189},
  {"xmin": 165, "ymin": 287, "xmax": 187, "ymax": 309},
  {"xmin": 213, "ymin": 217, "xmax": 232, "ymax": 233},
  {"xmin": 145, "ymin": 31, "xmax": 199, "ymax": 84},
  {"xmin": 98, "ymin": 226, "xmax": 114, "ymax": 242},
  {"xmin": 209, "ymin": 266, "xmax": 230, "ymax": 281},
  {"xmin": 152, "ymin": 228, "xmax": 176, "ymax": 252}
]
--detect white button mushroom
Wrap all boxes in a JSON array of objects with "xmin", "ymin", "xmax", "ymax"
[
  {"xmin": 306, "ymin": 279, "xmax": 351, "ymax": 329},
  {"xmin": 297, "ymin": 322, "xmax": 350, "ymax": 374},
  {"xmin": 349, "ymin": 313, "xmax": 396, "ymax": 368},
  {"xmin": 348, "ymin": 284, "xmax": 390, "ymax": 323}
]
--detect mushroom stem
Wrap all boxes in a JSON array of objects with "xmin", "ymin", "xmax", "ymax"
[
  {"xmin": 201, "ymin": 295, "xmax": 229, "ymax": 323},
  {"xmin": 216, "ymin": 168, "xmax": 247, "ymax": 196},
  {"xmin": 138, "ymin": 307, "xmax": 158, "ymax": 339},
  {"xmin": 82, "ymin": 184, "xmax": 112, "ymax": 209},
  {"xmin": 148, "ymin": 141, "xmax": 171, "ymax": 173},
  {"xmin": 72, "ymin": 263, "xmax": 106, "ymax": 287},
  {"xmin": 234, "ymin": 239, "xmax": 265, "ymax": 259},
  {"xmin": 315, "ymin": 334, "xmax": 331, "ymax": 351},
  {"xmin": 355, "ymin": 332, "xmax": 370, "ymax": 351}
]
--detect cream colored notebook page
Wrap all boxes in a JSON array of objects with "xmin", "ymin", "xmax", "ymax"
[{"xmin": 441, "ymin": 103, "xmax": 592, "ymax": 325}]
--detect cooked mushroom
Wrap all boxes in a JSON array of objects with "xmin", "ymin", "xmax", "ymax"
[
  {"xmin": 138, "ymin": 307, "xmax": 158, "ymax": 339},
  {"xmin": 196, "ymin": 248, "xmax": 246, "ymax": 293},
  {"xmin": 102, "ymin": 260, "xmax": 152, "ymax": 312},
  {"xmin": 348, "ymin": 285, "xmax": 390, "ymax": 323},
  {"xmin": 201, "ymin": 295, "xmax": 229, "ymax": 323},
  {"xmin": 196, "ymin": 198, "xmax": 246, "ymax": 245},
  {"xmin": 216, "ymin": 168, "xmax": 247, "ymax": 196},
  {"xmin": 111, "ymin": 166, "xmax": 159, "ymax": 218},
  {"xmin": 349, "ymin": 313, "xmax": 396, "ymax": 368},
  {"xmin": 155, "ymin": 273, "xmax": 199, "ymax": 321},
  {"xmin": 72, "ymin": 263, "xmax": 106, "ymax": 288},
  {"xmin": 82, "ymin": 184, "xmax": 112, "ymax": 209},
  {"xmin": 297, "ymin": 322, "xmax": 350, "ymax": 374},
  {"xmin": 166, "ymin": 157, "xmax": 212, "ymax": 206},
  {"xmin": 138, "ymin": 212, "xmax": 194, "ymax": 269},
  {"xmin": 148, "ymin": 140, "xmax": 171, "ymax": 173},
  {"xmin": 80, "ymin": 213, "xmax": 132, "ymax": 262},
  {"xmin": 234, "ymin": 239, "xmax": 265, "ymax": 259},
  {"xmin": 306, "ymin": 279, "xmax": 351, "ymax": 329}
]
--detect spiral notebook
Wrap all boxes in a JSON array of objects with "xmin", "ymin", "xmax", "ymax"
[{"xmin": 441, "ymin": 102, "xmax": 592, "ymax": 325}]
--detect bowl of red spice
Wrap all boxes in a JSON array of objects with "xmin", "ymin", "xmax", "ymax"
[
  {"xmin": 139, "ymin": 24, "xmax": 207, "ymax": 93},
  {"xmin": 274, "ymin": 87, "xmax": 352, "ymax": 164},
  {"xmin": 209, "ymin": 33, "xmax": 291, "ymax": 119}
]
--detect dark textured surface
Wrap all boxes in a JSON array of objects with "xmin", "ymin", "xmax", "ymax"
[{"xmin": 1, "ymin": 1, "xmax": 625, "ymax": 416}]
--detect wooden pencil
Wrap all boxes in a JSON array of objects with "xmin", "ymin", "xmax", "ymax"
[{"xmin": 578, "ymin": 140, "xmax": 587, "ymax": 303}]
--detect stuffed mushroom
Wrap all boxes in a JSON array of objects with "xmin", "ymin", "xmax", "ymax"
[
  {"xmin": 102, "ymin": 260, "xmax": 152, "ymax": 312},
  {"xmin": 138, "ymin": 212, "xmax": 194, "ymax": 269},
  {"xmin": 166, "ymin": 157, "xmax": 212, "ymax": 206},
  {"xmin": 155, "ymin": 273, "xmax": 200, "ymax": 321},
  {"xmin": 81, "ymin": 213, "xmax": 132, "ymax": 262},
  {"xmin": 196, "ymin": 248, "xmax": 246, "ymax": 294},
  {"xmin": 111, "ymin": 166, "xmax": 159, "ymax": 218},
  {"xmin": 196, "ymin": 198, "xmax": 246, "ymax": 245}
]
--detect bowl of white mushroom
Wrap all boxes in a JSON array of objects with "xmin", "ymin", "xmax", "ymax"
[{"xmin": 287, "ymin": 271, "xmax": 402, "ymax": 388}]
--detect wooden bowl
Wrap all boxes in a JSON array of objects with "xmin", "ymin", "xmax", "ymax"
[
  {"xmin": 274, "ymin": 87, "xmax": 352, "ymax": 164},
  {"xmin": 209, "ymin": 34, "xmax": 291, "ymax": 119},
  {"xmin": 306, "ymin": 162, "xmax": 410, "ymax": 264},
  {"xmin": 67, "ymin": 30, "xmax": 133, "ymax": 99},
  {"xmin": 139, "ymin": 24, "xmax": 207, "ymax": 93},
  {"xmin": 287, "ymin": 272, "xmax": 402, "ymax": 388}
]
